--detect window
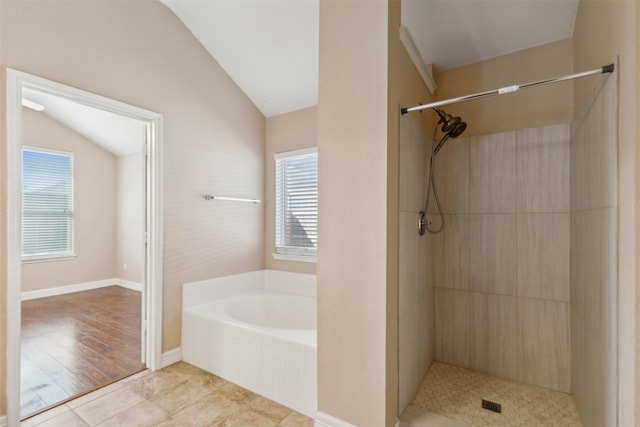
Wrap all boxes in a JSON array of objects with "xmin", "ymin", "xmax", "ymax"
[
  {"xmin": 22, "ymin": 147, "xmax": 74, "ymax": 261},
  {"xmin": 275, "ymin": 147, "xmax": 318, "ymax": 261}
]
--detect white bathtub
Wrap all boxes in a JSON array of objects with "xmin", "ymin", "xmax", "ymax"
[
  {"xmin": 226, "ymin": 292, "xmax": 316, "ymax": 331},
  {"xmin": 182, "ymin": 270, "xmax": 317, "ymax": 417}
]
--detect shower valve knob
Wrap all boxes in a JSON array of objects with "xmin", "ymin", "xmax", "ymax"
[{"xmin": 418, "ymin": 211, "xmax": 426, "ymax": 236}]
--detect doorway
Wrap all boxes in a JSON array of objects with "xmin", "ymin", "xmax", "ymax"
[{"xmin": 6, "ymin": 69, "xmax": 163, "ymax": 426}]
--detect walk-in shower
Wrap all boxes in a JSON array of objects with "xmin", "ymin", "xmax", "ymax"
[
  {"xmin": 418, "ymin": 107, "xmax": 467, "ymax": 235},
  {"xmin": 399, "ymin": 61, "xmax": 618, "ymax": 426}
]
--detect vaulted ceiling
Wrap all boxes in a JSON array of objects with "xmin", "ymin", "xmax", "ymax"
[
  {"xmin": 161, "ymin": 0, "xmax": 579, "ymax": 117},
  {"xmin": 22, "ymin": 0, "xmax": 581, "ymax": 153},
  {"xmin": 22, "ymin": 88, "xmax": 145, "ymax": 157}
]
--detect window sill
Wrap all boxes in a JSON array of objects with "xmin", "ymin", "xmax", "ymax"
[
  {"xmin": 22, "ymin": 254, "xmax": 77, "ymax": 264},
  {"xmin": 271, "ymin": 253, "xmax": 317, "ymax": 263}
]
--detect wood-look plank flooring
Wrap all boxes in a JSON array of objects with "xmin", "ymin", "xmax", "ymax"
[{"xmin": 20, "ymin": 285, "xmax": 146, "ymax": 420}]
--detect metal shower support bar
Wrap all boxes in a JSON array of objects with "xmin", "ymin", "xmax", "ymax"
[{"xmin": 401, "ymin": 63, "xmax": 615, "ymax": 115}]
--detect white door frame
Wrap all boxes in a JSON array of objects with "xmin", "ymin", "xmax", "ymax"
[{"xmin": 5, "ymin": 69, "xmax": 163, "ymax": 425}]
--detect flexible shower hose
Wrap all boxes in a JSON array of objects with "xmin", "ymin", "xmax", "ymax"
[{"xmin": 422, "ymin": 123, "xmax": 445, "ymax": 234}]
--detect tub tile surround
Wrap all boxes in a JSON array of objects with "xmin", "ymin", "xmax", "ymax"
[
  {"xmin": 433, "ymin": 123, "xmax": 571, "ymax": 392},
  {"xmin": 182, "ymin": 270, "xmax": 317, "ymax": 418},
  {"xmin": 21, "ymin": 363, "xmax": 313, "ymax": 427},
  {"xmin": 399, "ymin": 115, "xmax": 434, "ymax": 412}
]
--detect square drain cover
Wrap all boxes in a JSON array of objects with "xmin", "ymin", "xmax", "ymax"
[{"xmin": 482, "ymin": 399, "xmax": 502, "ymax": 413}]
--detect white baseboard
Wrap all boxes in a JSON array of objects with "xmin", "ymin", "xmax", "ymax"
[
  {"xmin": 0, "ymin": 414, "xmax": 7, "ymax": 427},
  {"xmin": 161, "ymin": 347, "xmax": 182, "ymax": 368},
  {"xmin": 315, "ymin": 412, "xmax": 357, "ymax": 427},
  {"xmin": 21, "ymin": 278, "xmax": 142, "ymax": 300},
  {"xmin": 115, "ymin": 278, "xmax": 143, "ymax": 292},
  {"xmin": 21, "ymin": 279, "xmax": 116, "ymax": 301}
]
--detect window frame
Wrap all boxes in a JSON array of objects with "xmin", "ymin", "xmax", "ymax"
[
  {"xmin": 273, "ymin": 147, "xmax": 318, "ymax": 263},
  {"xmin": 21, "ymin": 146, "xmax": 76, "ymax": 263}
]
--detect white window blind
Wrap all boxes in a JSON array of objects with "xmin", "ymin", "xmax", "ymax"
[
  {"xmin": 22, "ymin": 147, "xmax": 74, "ymax": 260},
  {"xmin": 275, "ymin": 147, "xmax": 318, "ymax": 258}
]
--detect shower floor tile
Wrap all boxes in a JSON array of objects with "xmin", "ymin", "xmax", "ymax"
[{"xmin": 411, "ymin": 362, "xmax": 583, "ymax": 427}]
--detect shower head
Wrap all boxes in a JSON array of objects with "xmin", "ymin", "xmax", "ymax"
[
  {"xmin": 432, "ymin": 107, "xmax": 467, "ymax": 155},
  {"xmin": 433, "ymin": 107, "xmax": 462, "ymax": 133},
  {"xmin": 447, "ymin": 121, "xmax": 467, "ymax": 138}
]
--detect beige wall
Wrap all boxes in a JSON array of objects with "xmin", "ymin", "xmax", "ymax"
[
  {"xmin": 264, "ymin": 106, "xmax": 316, "ymax": 275},
  {"xmin": 435, "ymin": 39, "xmax": 573, "ymax": 137},
  {"xmin": 572, "ymin": 1, "xmax": 638, "ymax": 425},
  {"xmin": 0, "ymin": 4, "xmax": 266, "ymax": 415},
  {"xmin": 317, "ymin": 0, "xmax": 437, "ymax": 424},
  {"xmin": 116, "ymin": 152, "xmax": 144, "ymax": 283},
  {"xmin": 21, "ymin": 109, "xmax": 118, "ymax": 292},
  {"xmin": 317, "ymin": 0, "xmax": 391, "ymax": 425}
]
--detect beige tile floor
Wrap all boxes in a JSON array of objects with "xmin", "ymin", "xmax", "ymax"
[
  {"xmin": 21, "ymin": 361, "xmax": 314, "ymax": 427},
  {"xmin": 410, "ymin": 362, "xmax": 583, "ymax": 427}
]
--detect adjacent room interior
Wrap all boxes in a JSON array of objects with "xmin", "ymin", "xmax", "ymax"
[{"xmin": 19, "ymin": 90, "xmax": 146, "ymax": 420}]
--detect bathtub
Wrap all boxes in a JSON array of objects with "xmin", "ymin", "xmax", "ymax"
[{"xmin": 182, "ymin": 270, "xmax": 317, "ymax": 417}]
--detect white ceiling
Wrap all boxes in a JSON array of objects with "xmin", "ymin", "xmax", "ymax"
[
  {"xmin": 161, "ymin": 0, "xmax": 578, "ymax": 117},
  {"xmin": 22, "ymin": 88, "xmax": 145, "ymax": 157},
  {"xmin": 160, "ymin": 0, "xmax": 319, "ymax": 118},
  {"xmin": 402, "ymin": 0, "xmax": 579, "ymax": 72}
]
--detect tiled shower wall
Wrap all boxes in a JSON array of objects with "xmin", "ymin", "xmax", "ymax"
[
  {"xmin": 431, "ymin": 123, "xmax": 571, "ymax": 393},
  {"xmin": 570, "ymin": 74, "xmax": 617, "ymax": 427},
  {"xmin": 399, "ymin": 116, "xmax": 433, "ymax": 412}
]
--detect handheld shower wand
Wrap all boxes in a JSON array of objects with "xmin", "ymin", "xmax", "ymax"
[
  {"xmin": 418, "ymin": 107, "xmax": 467, "ymax": 235},
  {"xmin": 433, "ymin": 133, "xmax": 450, "ymax": 156}
]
